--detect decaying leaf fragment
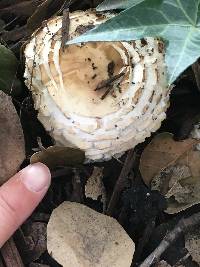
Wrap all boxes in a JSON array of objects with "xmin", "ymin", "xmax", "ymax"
[
  {"xmin": 0, "ymin": 44, "xmax": 21, "ymax": 95},
  {"xmin": 156, "ymin": 261, "xmax": 172, "ymax": 267},
  {"xmin": 30, "ymin": 145, "xmax": 85, "ymax": 169},
  {"xmin": 185, "ymin": 224, "xmax": 200, "ymax": 264},
  {"xmin": 156, "ymin": 261, "xmax": 184, "ymax": 267},
  {"xmin": 0, "ymin": 91, "xmax": 25, "ymax": 184},
  {"xmin": 47, "ymin": 201, "xmax": 135, "ymax": 267},
  {"xmin": 140, "ymin": 133, "xmax": 200, "ymax": 214},
  {"xmin": 24, "ymin": 9, "xmax": 169, "ymax": 162},
  {"xmin": 140, "ymin": 133, "xmax": 198, "ymax": 186},
  {"xmin": 85, "ymin": 167, "xmax": 106, "ymax": 201}
]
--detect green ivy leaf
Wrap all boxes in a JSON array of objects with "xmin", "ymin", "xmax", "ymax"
[
  {"xmin": 0, "ymin": 44, "xmax": 21, "ymax": 95},
  {"xmin": 69, "ymin": 0, "xmax": 200, "ymax": 84},
  {"xmin": 97, "ymin": 0, "xmax": 145, "ymax": 11}
]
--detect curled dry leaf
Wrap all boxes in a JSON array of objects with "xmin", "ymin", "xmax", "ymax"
[
  {"xmin": 185, "ymin": 224, "xmax": 200, "ymax": 264},
  {"xmin": 0, "ymin": 91, "xmax": 25, "ymax": 184},
  {"xmin": 30, "ymin": 146, "xmax": 85, "ymax": 169},
  {"xmin": 47, "ymin": 201, "xmax": 135, "ymax": 267},
  {"xmin": 85, "ymin": 166, "xmax": 106, "ymax": 204},
  {"xmin": 140, "ymin": 133, "xmax": 200, "ymax": 214},
  {"xmin": 140, "ymin": 133, "xmax": 198, "ymax": 186}
]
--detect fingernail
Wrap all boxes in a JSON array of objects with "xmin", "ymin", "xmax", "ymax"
[{"xmin": 20, "ymin": 163, "xmax": 51, "ymax": 192}]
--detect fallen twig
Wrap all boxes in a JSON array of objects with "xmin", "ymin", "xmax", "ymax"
[
  {"xmin": 70, "ymin": 169, "xmax": 84, "ymax": 203},
  {"xmin": 106, "ymin": 149, "xmax": 135, "ymax": 216},
  {"xmin": 133, "ymin": 218, "xmax": 156, "ymax": 266},
  {"xmin": 61, "ymin": 1, "xmax": 70, "ymax": 52},
  {"xmin": 95, "ymin": 72, "xmax": 125, "ymax": 91},
  {"xmin": 100, "ymin": 85, "xmax": 113, "ymax": 100},
  {"xmin": 139, "ymin": 211, "xmax": 200, "ymax": 267}
]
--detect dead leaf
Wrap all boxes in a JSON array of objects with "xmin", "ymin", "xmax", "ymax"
[
  {"xmin": 140, "ymin": 133, "xmax": 198, "ymax": 186},
  {"xmin": 0, "ymin": 45, "xmax": 21, "ymax": 95},
  {"xmin": 1, "ymin": 26, "xmax": 28, "ymax": 43},
  {"xmin": 0, "ymin": 1, "xmax": 43, "ymax": 18},
  {"xmin": 85, "ymin": 167, "xmax": 106, "ymax": 205},
  {"xmin": 29, "ymin": 264, "xmax": 49, "ymax": 267},
  {"xmin": 152, "ymin": 164, "xmax": 200, "ymax": 213},
  {"xmin": 47, "ymin": 201, "xmax": 135, "ymax": 267},
  {"xmin": 27, "ymin": 0, "xmax": 64, "ymax": 32},
  {"xmin": 21, "ymin": 222, "xmax": 47, "ymax": 263},
  {"xmin": 185, "ymin": 224, "xmax": 200, "ymax": 264},
  {"xmin": 0, "ymin": 91, "xmax": 25, "ymax": 184},
  {"xmin": 30, "ymin": 146, "xmax": 85, "ymax": 169},
  {"xmin": 140, "ymin": 133, "xmax": 200, "ymax": 214},
  {"xmin": 156, "ymin": 261, "xmax": 172, "ymax": 267}
]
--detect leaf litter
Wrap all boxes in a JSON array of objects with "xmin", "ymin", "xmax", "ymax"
[
  {"xmin": 140, "ymin": 133, "xmax": 200, "ymax": 214},
  {"xmin": 0, "ymin": 91, "xmax": 25, "ymax": 185},
  {"xmin": 1, "ymin": 1, "xmax": 200, "ymax": 266},
  {"xmin": 47, "ymin": 201, "xmax": 135, "ymax": 267}
]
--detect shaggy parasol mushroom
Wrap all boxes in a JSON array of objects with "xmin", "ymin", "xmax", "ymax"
[{"xmin": 24, "ymin": 10, "xmax": 170, "ymax": 162}]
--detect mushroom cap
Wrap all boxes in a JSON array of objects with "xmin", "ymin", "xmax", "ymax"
[{"xmin": 24, "ymin": 10, "xmax": 170, "ymax": 162}]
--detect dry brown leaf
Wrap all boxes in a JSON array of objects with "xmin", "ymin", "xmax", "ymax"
[
  {"xmin": 47, "ymin": 201, "xmax": 134, "ymax": 267},
  {"xmin": 27, "ymin": 0, "xmax": 64, "ymax": 32},
  {"xmin": 140, "ymin": 133, "xmax": 200, "ymax": 213},
  {"xmin": 152, "ymin": 164, "xmax": 200, "ymax": 213},
  {"xmin": 0, "ymin": 1, "xmax": 42, "ymax": 18},
  {"xmin": 30, "ymin": 146, "xmax": 85, "ymax": 169},
  {"xmin": 0, "ymin": 91, "xmax": 25, "ymax": 184},
  {"xmin": 140, "ymin": 133, "xmax": 198, "ymax": 186},
  {"xmin": 156, "ymin": 261, "xmax": 171, "ymax": 267},
  {"xmin": 185, "ymin": 224, "xmax": 200, "ymax": 264},
  {"xmin": 85, "ymin": 167, "xmax": 106, "ymax": 203}
]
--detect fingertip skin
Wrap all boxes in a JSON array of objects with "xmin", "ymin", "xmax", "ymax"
[{"xmin": 0, "ymin": 163, "xmax": 51, "ymax": 247}]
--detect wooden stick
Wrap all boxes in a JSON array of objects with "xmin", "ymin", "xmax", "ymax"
[
  {"xmin": 139, "ymin": 211, "xmax": 200, "ymax": 267},
  {"xmin": 106, "ymin": 149, "xmax": 135, "ymax": 216},
  {"xmin": 95, "ymin": 72, "xmax": 125, "ymax": 91}
]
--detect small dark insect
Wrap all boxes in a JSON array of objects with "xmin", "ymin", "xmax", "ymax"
[
  {"xmin": 92, "ymin": 63, "xmax": 97, "ymax": 70},
  {"xmin": 107, "ymin": 61, "xmax": 115, "ymax": 78},
  {"xmin": 92, "ymin": 74, "xmax": 97, "ymax": 80}
]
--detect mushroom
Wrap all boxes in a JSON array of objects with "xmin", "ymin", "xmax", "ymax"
[{"xmin": 24, "ymin": 9, "xmax": 170, "ymax": 162}]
